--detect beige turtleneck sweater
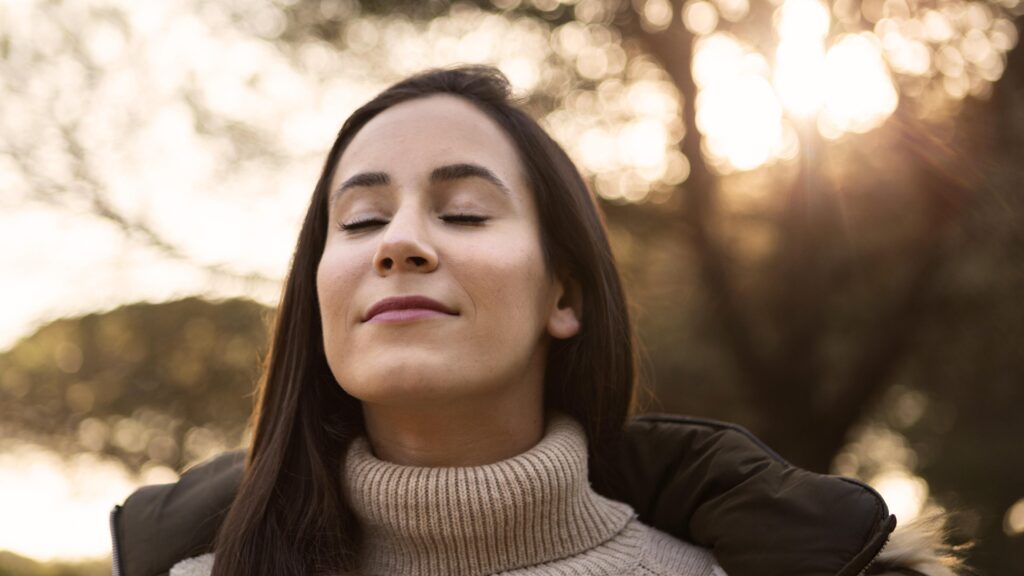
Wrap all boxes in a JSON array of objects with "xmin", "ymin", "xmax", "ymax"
[{"xmin": 169, "ymin": 414, "xmax": 723, "ymax": 576}]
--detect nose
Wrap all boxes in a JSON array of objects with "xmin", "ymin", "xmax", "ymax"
[{"xmin": 372, "ymin": 210, "xmax": 439, "ymax": 276}]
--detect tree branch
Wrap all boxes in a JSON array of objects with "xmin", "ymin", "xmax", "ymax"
[
  {"xmin": 824, "ymin": 107, "xmax": 975, "ymax": 448},
  {"xmin": 616, "ymin": 2, "xmax": 770, "ymax": 399}
]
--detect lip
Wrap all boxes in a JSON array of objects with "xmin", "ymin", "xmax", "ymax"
[{"xmin": 363, "ymin": 295, "xmax": 458, "ymax": 323}]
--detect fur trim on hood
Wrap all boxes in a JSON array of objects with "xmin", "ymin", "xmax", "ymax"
[
  {"xmin": 169, "ymin": 552, "xmax": 213, "ymax": 576},
  {"xmin": 867, "ymin": 508, "xmax": 972, "ymax": 576}
]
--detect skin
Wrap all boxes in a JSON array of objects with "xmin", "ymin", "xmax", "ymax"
[{"xmin": 316, "ymin": 95, "xmax": 581, "ymax": 467}]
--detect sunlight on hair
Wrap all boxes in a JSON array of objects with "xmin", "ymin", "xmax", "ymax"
[
  {"xmin": 870, "ymin": 469, "xmax": 929, "ymax": 523},
  {"xmin": 1004, "ymin": 497, "xmax": 1024, "ymax": 536},
  {"xmin": 499, "ymin": 57, "xmax": 541, "ymax": 92}
]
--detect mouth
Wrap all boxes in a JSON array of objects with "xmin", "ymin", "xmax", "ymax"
[{"xmin": 363, "ymin": 295, "xmax": 458, "ymax": 323}]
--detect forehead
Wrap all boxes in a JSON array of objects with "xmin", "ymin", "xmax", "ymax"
[{"xmin": 332, "ymin": 95, "xmax": 527, "ymax": 190}]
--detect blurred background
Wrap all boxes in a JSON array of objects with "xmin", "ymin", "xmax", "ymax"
[{"xmin": 1, "ymin": 0, "xmax": 1022, "ymax": 573}]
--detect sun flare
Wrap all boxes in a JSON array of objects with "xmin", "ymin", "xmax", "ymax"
[{"xmin": 691, "ymin": 0, "xmax": 1015, "ymax": 171}]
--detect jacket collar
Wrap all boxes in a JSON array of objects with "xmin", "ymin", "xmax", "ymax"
[{"xmin": 112, "ymin": 414, "xmax": 899, "ymax": 576}]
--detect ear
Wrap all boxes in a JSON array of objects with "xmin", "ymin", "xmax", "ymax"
[{"xmin": 546, "ymin": 273, "xmax": 582, "ymax": 340}]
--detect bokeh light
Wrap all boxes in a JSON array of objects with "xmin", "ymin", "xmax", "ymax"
[
  {"xmin": 831, "ymin": 420, "xmax": 935, "ymax": 525},
  {"xmin": 642, "ymin": 0, "xmax": 675, "ymax": 32},
  {"xmin": 773, "ymin": 0, "xmax": 832, "ymax": 119},
  {"xmin": 699, "ymin": 71, "xmax": 787, "ymax": 171},
  {"xmin": 819, "ymin": 33, "xmax": 899, "ymax": 137},
  {"xmin": 693, "ymin": 33, "xmax": 790, "ymax": 171},
  {"xmin": 871, "ymin": 469, "xmax": 929, "ymax": 522},
  {"xmin": 714, "ymin": 0, "xmax": 750, "ymax": 22},
  {"xmin": 684, "ymin": 0, "xmax": 721, "ymax": 35},
  {"xmin": 688, "ymin": 0, "xmax": 1019, "ymax": 171},
  {"xmin": 1004, "ymin": 497, "xmax": 1024, "ymax": 536}
]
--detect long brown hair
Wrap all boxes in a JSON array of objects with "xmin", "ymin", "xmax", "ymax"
[{"xmin": 211, "ymin": 66, "xmax": 637, "ymax": 576}]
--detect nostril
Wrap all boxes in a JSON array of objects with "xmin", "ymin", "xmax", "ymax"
[
  {"xmin": 381, "ymin": 257, "xmax": 394, "ymax": 270},
  {"xmin": 409, "ymin": 256, "xmax": 427, "ymax": 267}
]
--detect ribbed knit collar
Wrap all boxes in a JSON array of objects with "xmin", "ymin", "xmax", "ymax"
[{"xmin": 342, "ymin": 413, "xmax": 635, "ymax": 576}]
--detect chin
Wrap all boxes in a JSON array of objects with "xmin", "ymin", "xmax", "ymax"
[{"xmin": 336, "ymin": 355, "xmax": 484, "ymax": 405}]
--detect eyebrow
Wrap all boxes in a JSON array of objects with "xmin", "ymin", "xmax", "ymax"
[
  {"xmin": 430, "ymin": 163, "xmax": 512, "ymax": 195},
  {"xmin": 330, "ymin": 162, "xmax": 512, "ymax": 205},
  {"xmin": 330, "ymin": 172, "xmax": 390, "ymax": 206}
]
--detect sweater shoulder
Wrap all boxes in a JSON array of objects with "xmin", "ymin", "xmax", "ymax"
[
  {"xmin": 161, "ymin": 524, "xmax": 726, "ymax": 576},
  {"xmin": 632, "ymin": 521, "xmax": 724, "ymax": 576},
  {"xmin": 169, "ymin": 552, "xmax": 214, "ymax": 576},
  {"xmin": 496, "ymin": 519, "xmax": 721, "ymax": 576}
]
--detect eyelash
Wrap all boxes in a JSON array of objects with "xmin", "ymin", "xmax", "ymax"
[{"xmin": 337, "ymin": 213, "xmax": 489, "ymax": 232}]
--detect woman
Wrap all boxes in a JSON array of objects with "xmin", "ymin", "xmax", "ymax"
[
  {"xmin": 203, "ymin": 63, "xmax": 717, "ymax": 576},
  {"xmin": 157, "ymin": 66, "xmax": 963, "ymax": 576}
]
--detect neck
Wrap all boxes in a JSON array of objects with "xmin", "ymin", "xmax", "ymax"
[{"xmin": 361, "ymin": 374, "xmax": 545, "ymax": 467}]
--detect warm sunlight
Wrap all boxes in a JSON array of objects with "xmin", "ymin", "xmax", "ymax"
[
  {"xmin": 0, "ymin": 443, "xmax": 176, "ymax": 561},
  {"xmin": 819, "ymin": 33, "xmax": 899, "ymax": 138},
  {"xmin": 871, "ymin": 469, "xmax": 929, "ymax": 522},
  {"xmin": 2, "ymin": 2, "xmax": 1020, "ymax": 569},
  {"xmin": 698, "ymin": 71, "xmax": 789, "ymax": 171},
  {"xmin": 693, "ymin": 0, "xmax": 901, "ymax": 170},
  {"xmin": 1005, "ymin": 497, "xmax": 1024, "ymax": 536},
  {"xmin": 773, "ymin": 0, "xmax": 830, "ymax": 117},
  {"xmin": 690, "ymin": 0, "xmax": 1016, "ymax": 171}
]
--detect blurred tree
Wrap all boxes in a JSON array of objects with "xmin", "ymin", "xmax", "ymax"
[
  {"xmin": 0, "ymin": 298, "xmax": 270, "ymax": 474},
  {"xmin": 827, "ymin": 52, "xmax": 1024, "ymax": 571},
  {"xmin": 5, "ymin": 0, "xmax": 1016, "ymax": 470},
  {"xmin": 890, "ymin": 59, "xmax": 1024, "ymax": 571}
]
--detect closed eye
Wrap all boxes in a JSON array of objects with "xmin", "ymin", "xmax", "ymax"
[
  {"xmin": 440, "ymin": 213, "xmax": 489, "ymax": 225},
  {"xmin": 338, "ymin": 217, "xmax": 387, "ymax": 232},
  {"xmin": 337, "ymin": 214, "xmax": 488, "ymax": 233}
]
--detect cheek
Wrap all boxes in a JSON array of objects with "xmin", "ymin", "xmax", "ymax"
[
  {"xmin": 455, "ymin": 238, "xmax": 550, "ymax": 323},
  {"xmin": 317, "ymin": 247, "xmax": 365, "ymax": 329}
]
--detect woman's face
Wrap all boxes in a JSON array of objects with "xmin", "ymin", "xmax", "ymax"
[{"xmin": 317, "ymin": 95, "xmax": 580, "ymax": 407}]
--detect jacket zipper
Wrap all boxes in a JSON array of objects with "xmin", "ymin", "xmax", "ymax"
[
  {"xmin": 855, "ymin": 530, "xmax": 892, "ymax": 576},
  {"xmin": 110, "ymin": 504, "xmax": 123, "ymax": 576},
  {"xmin": 842, "ymin": 510, "xmax": 898, "ymax": 576}
]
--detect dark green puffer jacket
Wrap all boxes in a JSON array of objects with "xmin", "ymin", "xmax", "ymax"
[{"xmin": 110, "ymin": 414, "xmax": 959, "ymax": 576}]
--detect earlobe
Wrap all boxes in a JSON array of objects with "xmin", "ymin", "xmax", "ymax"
[{"xmin": 547, "ymin": 275, "xmax": 582, "ymax": 340}]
